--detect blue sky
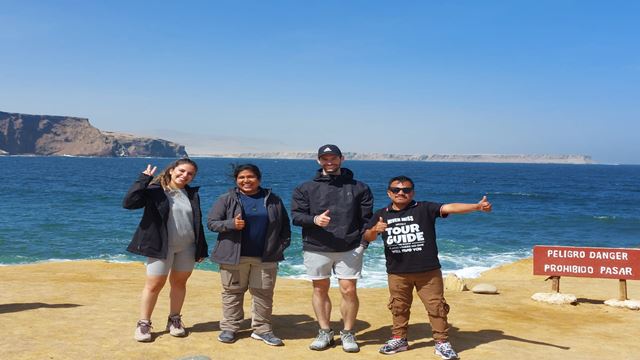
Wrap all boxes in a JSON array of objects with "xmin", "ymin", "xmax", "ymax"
[{"xmin": 1, "ymin": 1, "xmax": 638, "ymax": 164}]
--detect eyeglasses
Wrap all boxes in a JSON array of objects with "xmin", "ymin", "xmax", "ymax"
[{"xmin": 389, "ymin": 187, "xmax": 413, "ymax": 194}]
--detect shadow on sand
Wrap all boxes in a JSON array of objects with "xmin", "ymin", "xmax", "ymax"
[
  {"xmin": 0, "ymin": 302, "xmax": 82, "ymax": 314},
  {"xmin": 359, "ymin": 322, "xmax": 571, "ymax": 352}
]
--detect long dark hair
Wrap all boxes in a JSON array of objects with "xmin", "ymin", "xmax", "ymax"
[{"xmin": 152, "ymin": 158, "xmax": 199, "ymax": 189}]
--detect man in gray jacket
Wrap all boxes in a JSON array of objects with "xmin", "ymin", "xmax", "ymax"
[{"xmin": 291, "ymin": 144, "xmax": 373, "ymax": 353}]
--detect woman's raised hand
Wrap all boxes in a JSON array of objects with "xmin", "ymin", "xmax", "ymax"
[{"xmin": 142, "ymin": 164, "xmax": 157, "ymax": 176}]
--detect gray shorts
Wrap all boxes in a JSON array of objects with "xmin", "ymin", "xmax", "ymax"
[
  {"xmin": 303, "ymin": 247, "xmax": 364, "ymax": 280},
  {"xmin": 146, "ymin": 244, "xmax": 196, "ymax": 276}
]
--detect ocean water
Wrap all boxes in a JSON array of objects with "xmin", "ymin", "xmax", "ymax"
[{"xmin": 1, "ymin": 156, "xmax": 639, "ymax": 287}]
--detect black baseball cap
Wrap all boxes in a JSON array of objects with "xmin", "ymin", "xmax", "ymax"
[{"xmin": 317, "ymin": 144, "xmax": 342, "ymax": 158}]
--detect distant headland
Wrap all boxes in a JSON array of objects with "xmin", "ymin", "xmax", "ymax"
[
  {"xmin": 193, "ymin": 152, "xmax": 594, "ymax": 164},
  {"xmin": 0, "ymin": 111, "xmax": 186, "ymax": 157}
]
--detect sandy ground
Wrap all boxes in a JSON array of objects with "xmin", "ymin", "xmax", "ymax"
[{"xmin": 1, "ymin": 259, "xmax": 638, "ymax": 360}]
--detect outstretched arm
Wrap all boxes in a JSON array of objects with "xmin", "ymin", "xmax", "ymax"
[{"xmin": 441, "ymin": 196, "xmax": 492, "ymax": 216}]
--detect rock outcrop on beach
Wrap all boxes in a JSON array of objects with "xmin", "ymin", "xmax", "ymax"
[
  {"xmin": 0, "ymin": 111, "xmax": 187, "ymax": 157},
  {"xmin": 197, "ymin": 151, "xmax": 594, "ymax": 164}
]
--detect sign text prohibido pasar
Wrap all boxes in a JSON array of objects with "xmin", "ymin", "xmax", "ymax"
[{"xmin": 533, "ymin": 245, "xmax": 640, "ymax": 280}]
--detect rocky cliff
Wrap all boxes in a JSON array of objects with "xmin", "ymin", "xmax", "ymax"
[{"xmin": 0, "ymin": 111, "xmax": 187, "ymax": 157}]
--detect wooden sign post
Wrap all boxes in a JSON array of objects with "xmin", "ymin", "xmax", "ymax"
[{"xmin": 533, "ymin": 245, "xmax": 640, "ymax": 300}]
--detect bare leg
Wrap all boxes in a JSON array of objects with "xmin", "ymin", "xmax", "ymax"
[
  {"xmin": 312, "ymin": 279, "xmax": 332, "ymax": 329},
  {"xmin": 168, "ymin": 270, "xmax": 192, "ymax": 315},
  {"xmin": 338, "ymin": 279, "xmax": 359, "ymax": 331},
  {"xmin": 140, "ymin": 274, "xmax": 168, "ymax": 320}
]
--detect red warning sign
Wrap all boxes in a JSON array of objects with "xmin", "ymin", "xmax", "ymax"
[{"xmin": 533, "ymin": 245, "xmax": 640, "ymax": 280}]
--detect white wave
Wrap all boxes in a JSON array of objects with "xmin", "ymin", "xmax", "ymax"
[
  {"xmin": 593, "ymin": 215, "xmax": 616, "ymax": 220},
  {"xmin": 491, "ymin": 191, "xmax": 537, "ymax": 197},
  {"xmin": 97, "ymin": 254, "xmax": 137, "ymax": 263},
  {"xmin": 449, "ymin": 266, "xmax": 491, "ymax": 279}
]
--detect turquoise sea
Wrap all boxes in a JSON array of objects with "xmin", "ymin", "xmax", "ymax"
[{"xmin": 1, "ymin": 156, "xmax": 639, "ymax": 287}]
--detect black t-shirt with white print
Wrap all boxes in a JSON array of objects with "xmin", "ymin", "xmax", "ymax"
[{"xmin": 367, "ymin": 200, "xmax": 446, "ymax": 274}]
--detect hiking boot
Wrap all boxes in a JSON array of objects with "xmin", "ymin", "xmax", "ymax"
[
  {"xmin": 340, "ymin": 330, "xmax": 360, "ymax": 353},
  {"xmin": 309, "ymin": 329, "xmax": 334, "ymax": 350},
  {"xmin": 134, "ymin": 320, "xmax": 152, "ymax": 342},
  {"xmin": 251, "ymin": 331, "xmax": 284, "ymax": 346},
  {"xmin": 166, "ymin": 314, "xmax": 186, "ymax": 337},
  {"xmin": 434, "ymin": 341, "xmax": 459, "ymax": 360},
  {"xmin": 379, "ymin": 337, "xmax": 409, "ymax": 354},
  {"xmin": 217, "ymin": 330, "xmax": 236, "ymax": 343}
]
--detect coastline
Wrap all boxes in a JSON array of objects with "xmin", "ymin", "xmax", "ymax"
[
  {"xmin": 189, "ymin": 152, "xmax": 595, "ymax": 165},
  {"xmin": 2, "ymin": 259, "xmax": 638, "ymax": 359}
]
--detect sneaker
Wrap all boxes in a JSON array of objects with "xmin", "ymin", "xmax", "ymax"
[
  {"xmin": 217, "ymin": 330, "xmax": 236, "ymax": 343},
  {"xmin": 134, "ymin": 320, "xmax": 152, "ymax": 342},
  {"xmin": 166, "ymin": 314, "xmax": 186, "ymax": 337},
  {"xmin": 251, "ymin": 331, "xmax": 284, "ymax": 346},
  {"xmin": 309, "ymin": 329, "xmax": 334, "ymax": 350},
  {"xmin": 340, "ymin": 330, "xmax": 360, "ymax": 353},
  {"xmin": 379, "ymin": 337, "xmax": 409, "ymax": 354},
  {"xmin": 434, "ymin": 341, "xmax": 459, "ymax": 360}
]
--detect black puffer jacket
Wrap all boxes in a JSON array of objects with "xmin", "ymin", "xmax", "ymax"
[
  {"xmin": 207, "ymin": 188, "xmax": 291, "ymax": 265},
  {"xmin": 123, "ymin": 173, "xmax": 208, "ymax": 260},
  {"xmin": 291, "ymin": 168, "xmax": 373, "ymax": 252}
]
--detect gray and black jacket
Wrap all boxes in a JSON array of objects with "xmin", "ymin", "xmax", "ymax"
[
  {"xmin": 291, "ymin": 168, "xmax": 373, "ymax": 252},
  {"xmin": 207, "ymin": 187, "xmax": 291, "ymax": 265}
]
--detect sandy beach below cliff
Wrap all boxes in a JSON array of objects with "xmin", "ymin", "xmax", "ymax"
[{"xmin": 1, "ymin": 259, "xmax": 638, "ymax": 360}]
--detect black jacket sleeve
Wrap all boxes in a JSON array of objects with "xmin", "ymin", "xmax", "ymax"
[
  {"xmin": 122, "ymin": 173, "xmax": 153, "ymax": 210},
  {"xmin": 291, "ymin": 185, "xmax": 316, "ymax": 227}
]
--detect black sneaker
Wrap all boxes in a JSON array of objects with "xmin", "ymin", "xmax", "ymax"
[{"xmin": 217, "ymin": 330, "xmax": 236, "ymax": 343}]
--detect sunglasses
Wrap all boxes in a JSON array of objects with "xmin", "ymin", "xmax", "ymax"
[{"xmin": 389, "ymin": 187, "xmax": 414, "ymax": 194}]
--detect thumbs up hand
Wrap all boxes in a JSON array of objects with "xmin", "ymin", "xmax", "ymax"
[
  {"xmin": 478, "ymin": 196, "xmax": 492, "ymax": 212},
  {"xmin": 234, "ymin": 213, "xmax": 246, "ymax": 230},
  {"xmin": 314, "ymin": 209, "xmax": 331, "ymax": 227},
  {"xmin": 373, "ymin": 217, "xmax": 388, "ymax": 234}
]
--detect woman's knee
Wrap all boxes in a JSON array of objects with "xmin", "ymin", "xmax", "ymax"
[
  {"xmin": 144, "ymin": 276, "xmax": 167, "ymax": 293},
  {"xmin": 169, "ymin": 271, "xmax": 192, "ymax": 287}
]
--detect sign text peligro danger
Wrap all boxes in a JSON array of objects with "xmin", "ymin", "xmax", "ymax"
[{"xmin": 533, "ymin": 245, "xmax": 640, "ymax": 280}]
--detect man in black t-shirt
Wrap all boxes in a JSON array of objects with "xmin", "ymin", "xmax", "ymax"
[{"xmin": 363, "ymin": 175, "xmax": 491, "ymax": 359}]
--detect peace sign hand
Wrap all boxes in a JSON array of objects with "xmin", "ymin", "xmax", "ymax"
[{"xmin": 142, "ymin": 164, "xmax": 157, "ymax": 176}]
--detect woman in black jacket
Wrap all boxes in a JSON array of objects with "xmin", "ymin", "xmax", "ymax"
[
  {"xmin": 208, "ymin": 164, "xmax": 291, "ymax": 347},
  {"xmin": 123, "ymin": 158, "xmax": 208, "ymax": 342}
]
